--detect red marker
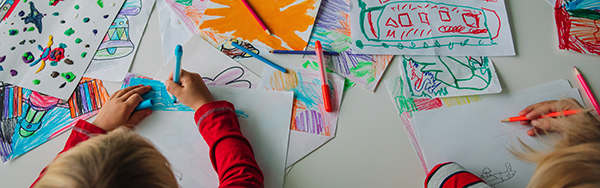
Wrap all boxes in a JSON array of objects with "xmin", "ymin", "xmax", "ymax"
[
  {"xmin": 500, "ymin": 109, "xmax": 587, "ymax": 122},
  {"xmin": 315, "ymin": 41, "xmax": 332, "ymax": 112}
]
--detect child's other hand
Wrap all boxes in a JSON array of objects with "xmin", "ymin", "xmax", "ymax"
[
  {"xmin": 165, "ymin": 69, "xmax": 214, "ymax": 111},
  {"xmin": 92, "ymin": 85, "xmax": 153, "ymax": 131},
  {"xmin": 518, "ymin": 98, "xmax": 584, "ymax": 136}
]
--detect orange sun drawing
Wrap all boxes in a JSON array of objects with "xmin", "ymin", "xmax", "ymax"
[{"xmin": 199, "ymin": 0, "xmax": 320, "ymax": 50}]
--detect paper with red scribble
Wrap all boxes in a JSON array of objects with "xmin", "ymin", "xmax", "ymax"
[
  {"xmin": 350, "ymin": 0, "xmax": 515, "ymax": 56},
  {"xmin": 260, "ymin": 66, "xmax": 345, "ymax": 167},
  {"xmin": 555, "ymin": 0, "xmax": 600, "ymax": 56},
  {"xmin": 0, "ymin": 77, "xmax": 109, "ymax": 162}
]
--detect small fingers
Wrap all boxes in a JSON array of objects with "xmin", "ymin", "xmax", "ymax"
[
  {"xmin": 126, "ymin": 109, "xmax": 153, "ymax": 128},
  {"xmin": 125, "ymin": 93, "xmax": 144, "ymax": 107},
  {"xmin": 531, "ymin": 118, "xmax": 556, "ymax": 131},
  {"xmin": 165, "ymin": 79, "xmax": 182, "ymax": 96},
  {"xmin": 119, "ymin": 85, "xmax": 152, "ymax": 101},
  {"xmin": 113, "ymin": 85, "xmax": 143, "ymax": 98},
  {"xmin": 525, "ymin": 102, "xmax": 557, "ymax": 119}
]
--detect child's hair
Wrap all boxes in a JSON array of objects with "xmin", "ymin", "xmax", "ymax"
[
  {"xmin": 511, "ymin": 99, "xmax": 600, "ymax": 188},
  {"xmin": 33, "ymin": 127, "xmax": 178, "ymax": 188}
]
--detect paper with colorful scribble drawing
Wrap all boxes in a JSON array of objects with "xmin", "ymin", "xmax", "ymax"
[
  {"xmin": 303, "ymin": 0, "xmax": 393, "ymax": 92},
  {"xmin": 260, "ymin": 66, "xmax": 345, "ymax": 167},
  {"xmin": 0, "ymin": 77, "xmax": 108, "ymax": 162},
  {"xmin": 84, "ymin": 0, "xmax": 156, "ymax": 82},
  {"xmin": 399, "ymin": 55, "xmax": 502, "ymax": 99},
  {"xmin": 0, "ymin": 0, "xmax": 125, "ymax": 100},
  {"xmin": 349, "ymin": 0, "xmax": 515, "ymax": 56},
  {"xmin": 154, "ymin": 35, "xmax": 261, "ymax": 89},
  {"xmin": 555, "ymin": 0, "xmax": 600, "ymax": 56},
  {"xmin": 164, "ymin": 0, "xmax": 209, "ymax": 35},
  {"xmin": 197, "ymin": 0, "xmax": 322, "ymax": 51}
]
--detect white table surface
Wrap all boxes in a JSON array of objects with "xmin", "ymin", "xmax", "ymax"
[{"xmin": 1, "ymin": 0, "xmax": 599, "ymax": 187}]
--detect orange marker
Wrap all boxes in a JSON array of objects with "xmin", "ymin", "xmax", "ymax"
[
  {"xmin": 500, "ymin": 109, "xmax": 587, "ymax": 122},
  {"xmin": 315, "ymin": 41, "xmax": 332, "ymax": 112}
]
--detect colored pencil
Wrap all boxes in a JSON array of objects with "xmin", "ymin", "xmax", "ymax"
[
  {"xmin": 500, "ymin": 109, "xmax": 587, "ymax": 122},
  {"xmin": 240, "ymin": 0, "xmax": 271, "ymax": 35},
  {"xmin": 574, "ymin": 66, "xmax": 599, "ymax": 115},
  {"xmin": 230, "ymin": 41, "xmax": 287, "ymax": 73},
  {"xmin": 270, "ymin": 50, "xmax": 339, "ymax": 56},
  {"xmin": 173, "ymin": 44, "xmax": 183, "ymax": 103},
  {"xmin": 315, "ymin": 41, "xmax": 332, "ymax": 112}
]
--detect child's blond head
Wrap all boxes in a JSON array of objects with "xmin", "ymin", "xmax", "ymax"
[{"xmin": 34, "ymin": 127, "xmax": 178, "ymax": 188}]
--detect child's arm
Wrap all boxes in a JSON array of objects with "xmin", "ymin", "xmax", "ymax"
[
  {"xmin": 425, "ymin": 162, "xmax": 492, "ymax": 188},
  {"xmin": 31, "ymin": 85, "xmax": 153, "ymax": 188},
  {"xmin": 166, "ymin": 69, "xmax": 264, "ymax": 188}
]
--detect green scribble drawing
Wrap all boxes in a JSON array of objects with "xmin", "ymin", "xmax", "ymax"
[
  {"xmin": 175, "ymin": 0, "xmax": 193, "ymax": 6},
  {"xmin": 387, "ymin": 76, "xmax": 417, "ymax": 115},
  {"xmin": 349, "ymin": 61, "xmax": 376, "ymax": 85},
  {"xmin": 302, "ymin": 60, "xmax": 356, "ymax": 91},
  {"xmin": 402, "ymin": 56, "xmax": 493, "ymax": 98},
  {"xmin": 355, "ymin": 0, "xmax": 498, "ymax": 50},
  {"xmin": 319, "ymin": 31, "xmax": 352, "ymax": 52}
]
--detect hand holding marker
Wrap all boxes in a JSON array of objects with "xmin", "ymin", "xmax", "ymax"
[{"xmin": 173, "ymin": 44, "xmax": 183, "ymax": 103}]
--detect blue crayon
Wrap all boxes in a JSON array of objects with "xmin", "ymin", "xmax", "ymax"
[
  {"xmin": 134, "ymin": 99, "xmax": 154, "ymax": 111},
  {"xmin": 230, "ymin": 41, "xmax": 287, "ymax": 73}
]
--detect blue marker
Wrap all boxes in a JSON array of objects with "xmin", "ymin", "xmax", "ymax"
[
  {"xmin": 134, "ymin": 99, "xmax": 154, "ymax": 111},
  {"xmin": 230, "ymin": 41, "xmax": 287, "ymax": 73},
  {"xmin": 173, "ymin": 44, "xmax": 183, "ymax": 103}
]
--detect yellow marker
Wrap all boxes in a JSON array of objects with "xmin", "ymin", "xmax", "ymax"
[{"xmin": 36, "ymin": 35, "xmax": 54, "ymax": 73}]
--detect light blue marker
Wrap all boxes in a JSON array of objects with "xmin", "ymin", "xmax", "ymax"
[
  {"xmin": 173, "ymin": 44, "xmax": 183, "ymax": 103},
  {"xmin": 134, "ymin": 99, "xmax": 154, "ymax": 111},
  {"xmin": 229, "ymin": 41, "xmax": 287, "ymax": 73}
]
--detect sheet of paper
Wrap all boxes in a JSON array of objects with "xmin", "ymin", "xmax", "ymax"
[
  {"xmin": 399, "ymin": 55, "xmax": 502, "ymax": 98},
  {"xmin": 260, "ymin": 66, "xmax": 345, "ymax": 167},
  {"xmin": 302, "ymin": 0, "xmax": 393, "ymax": 92},
  {"xmin": 412, "ymin": 88, "xmax": 582, "ymax": 187},
  {"xmin": 0, "ymin": 78, "xmax": 109, "ymax": 162},
  {"xmin": 554, "ymin": 0, "xmax": 600, "ymax": 56},
  {"xmin": 349, "ymin": 0, "xmax": 515, "ymax": 56},
  {"xmin": 155, "ymin": 35, "xmax": 261, "ymax": 89},
  {"xmin": 0, "ymin": 0, "xmax": 125, "ymax": 99},
  {"xmin": 384, "ymin": 78, "xmax": 574, "ymax": 171},
  {"xmin": 84, "ymin": 0, "xmax": 156, "ymax": 82},
  {"xmin": 164, "ymin": 0, "xmax": 209, "ymax": 35},
  {"xmin": 135, "ymin": 86, "xmax": 293, "ymax": 188},
  {"xmin": 197, "ymin": 0, "xmax": 322, "ymax": 51},
  {"xmin": 157, "ymin": 0, "xmax": 194, "ymax": 64}
]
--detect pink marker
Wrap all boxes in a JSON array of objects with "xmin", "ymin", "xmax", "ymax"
[
  {"xmin": 240, "ymin": 0, "xmax": 271, "ymax": 35},
  {"xmin": 574, "ymin": 66, "xmax": 599, "ymax": 115}
]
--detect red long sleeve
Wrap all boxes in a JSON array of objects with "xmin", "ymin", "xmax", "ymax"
[
  {"xmin": 194, "ymin": 101, "xmax": 264, "ymax": 188},
  {"xmin": 30, "ymin": 120, "xmax": 107, "ymax": 187}
]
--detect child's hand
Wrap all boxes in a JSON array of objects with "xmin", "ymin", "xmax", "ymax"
[
  {"xmin": 92, "ymin": 85, "xmax": 153, "ymax": 131},
  {"xmin": 518, "ymin": 98, "xmax": 584, "ymax": 136},
  {"xmin": 165, "ymin": 69, "xmax": 214, "ymax": 111}
]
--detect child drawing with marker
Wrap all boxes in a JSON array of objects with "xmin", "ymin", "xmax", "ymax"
[
  {"xmin": 30, "ymin": 70, "xmax": 264, "ymax": 188},
  {"xmin": 426, "ymin": 98, "xmax": 600, "ymax": 188}
]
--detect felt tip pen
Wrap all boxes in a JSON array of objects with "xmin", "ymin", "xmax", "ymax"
[
  {"xmin": 500, "ymin": 109, "xmax": 588, "ymax": 122},
  {"xmin": 173, "ymin": 44, "xmax": 183, "ymax": 103},
  {"xmin": 134, "ymin": 99, "xmax": 154, "ymax": 111},
  {"xmin": 230, "ymin": 41, "xmax": 287, "ymax": 73},
  {"xmin": 270, "ymin": 50, "xmax": 339, "ymax": 56},
  {"xmin": 315, "ymin": 41, "xmax": 332, "ymax": 112}
]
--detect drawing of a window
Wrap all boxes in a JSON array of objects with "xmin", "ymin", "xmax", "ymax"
[
  {"xmin": 439, "ymin": 10, "xmax": 451, "ymax": 22},
  {"xmin": 398, "ymin": 13, "xmax": 413, "ymax": 27},
  {"xmin": 419, "ymin": 12, "xmax": 429, "ymax": 25},
  {"xmin": 462, "ymin": 13, "xmax": 480, "ymax": 28}
]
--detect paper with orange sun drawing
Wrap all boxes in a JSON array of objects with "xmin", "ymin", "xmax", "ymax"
[
  {"xmin": 197, "ymin": 0, "xmax": 322, "ymax": 50},
  {"xmin": 261, "ymin": 66, "xmax": 345, "ymax": 167}
]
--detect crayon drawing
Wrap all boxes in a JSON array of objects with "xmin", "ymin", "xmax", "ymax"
[
  {"xmin": 198, "ymin": 0, "xmax": 322, "ymax": 50},
  {"xmin": 384, "ymin": 75, "xmax": 481, "ymax": 171},
  {"xmin": 0, "ymin": 78, "xmax": 108, "ymax": 162},
  {"xmin": 400, "ymin": 55, "xmax": 502, "ymax": 99},
  {"xmin": 0, "ymin": 0, "xmax": 125, "ymax": 99},
  {"xmin": 555, "ymin": 0, "xmax": 600, "ymax": 56},
  {"xmin": 305, "ymin": 0, "xmax": 393, "ymax": 92},
  {"xmin": 350, "ymin": 0, "xmax": 515, "ymax": 56},
  {"xmin": 85, "ymin": 0, "xmax": 156, "ymax": 82},
  {"xmin": 261, "ymin": 67, "xmax": 344, "ymax": 136},
  {"xmin": 165, "ymin": 0, "xmax": 210, "ymax": 35}
]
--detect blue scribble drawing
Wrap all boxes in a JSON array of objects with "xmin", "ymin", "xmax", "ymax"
[
  {"xmin": 94, "ymin": 0, "xmax": 142, "ymax": 60},
  {"xmin": 125, "ymin": 78, "xmax": 193, "ymax": 111},
  {"xmin": 0, "ymin": 79, "xmax": 108, "ymax": 162}
]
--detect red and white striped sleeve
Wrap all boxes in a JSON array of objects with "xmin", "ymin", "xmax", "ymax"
[{"xmin": 425, "ymin": 162, "xmax": 492, "ymax": 188}]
